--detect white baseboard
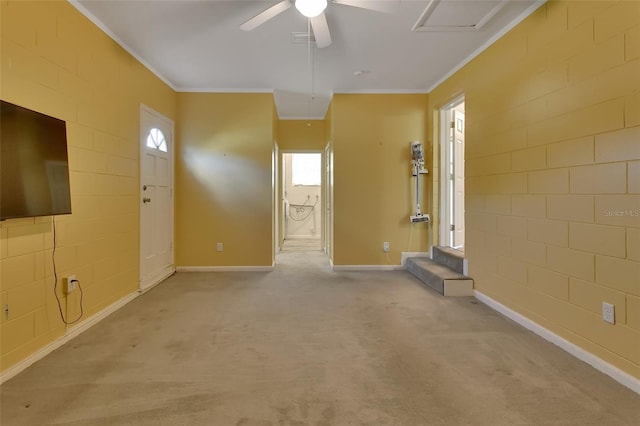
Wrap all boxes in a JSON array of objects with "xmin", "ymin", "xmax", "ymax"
[
  {"xmin": 400, "ymin": 251, "xmax": 431, "ymax": 266},
  {"xmin": 176, "ymin": 265, "xmax": 275, "ymax": 272},
  {"xmin": 474, "ymin": 291, "xmax": 640, "ymax": 395},
  {"xmin": 139, "ymin": 267, "xmax": 175, "ymax": 293},
  {"xmin": 331, "ymin": 264, "xmax": 403, "ymax": 271},
  {"xmin": 0, "ymin": 292, "xmax": 139, "ymax": 385}
]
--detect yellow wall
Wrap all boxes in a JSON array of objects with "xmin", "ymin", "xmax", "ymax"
[
  {"xmin": 175, "ymin": 93, "xmax": 275, "ymax": 267},
  {"xmin": 429, "ymin": 0, "xmax": 640, "ymax": 378},
  {"xmin": 331, "ymin": 94, "xmax": 430, "ymax": 265},
  {"xmin": 277, "ymin": 119, "xmax": 326, "ymax": 151},
  {"xmin": 0, "ymin": 1, "xmax": 176, "ymax": 372}
]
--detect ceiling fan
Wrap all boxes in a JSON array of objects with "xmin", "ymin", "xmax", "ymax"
[{"xmin": 240, "ymin": 0, "xmax": 399, "ymax": 48}]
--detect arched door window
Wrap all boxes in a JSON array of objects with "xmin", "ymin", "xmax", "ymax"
[{"xmin": 146, "ymin": 128, "xmax": 168, "ymax": 152}]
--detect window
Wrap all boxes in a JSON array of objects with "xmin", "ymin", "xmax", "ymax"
[
  {"xmin": 291, "ymin": 153, "xmax": 321, "ymax": 186},
  {"xmin": 146, "ymin": 128, "xmax": 167, "ymax": 152}
]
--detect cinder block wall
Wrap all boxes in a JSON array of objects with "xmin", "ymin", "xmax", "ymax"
[
  {"xmin": 429, "ymin": 0, "xmax": 640, "ymax": 378},
  {"xmin": 0, "ymin": 1, "xmax": 176, "ymax": 373}
]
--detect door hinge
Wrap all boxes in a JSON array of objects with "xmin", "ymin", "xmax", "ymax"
[
  {"xmin": 450, "ymin": 121, "xmax": 455, "ymax": 129},
  {"xmin": 450, "ymin": 224, "xmax": 455, "ymax": 231}
]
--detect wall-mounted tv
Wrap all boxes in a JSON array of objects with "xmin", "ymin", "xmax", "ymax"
[{"xmin": 1, "ymin": 100, "xmax": 72, "ymax": 221}]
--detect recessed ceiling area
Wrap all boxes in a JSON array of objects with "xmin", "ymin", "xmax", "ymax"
[
  {"xmin": 412, "ymin": 0, "xmax": 510, "ymax": 31},
  {"xmin": 72, "ymin": 0, "xmax": 543, "ymax": 118}
]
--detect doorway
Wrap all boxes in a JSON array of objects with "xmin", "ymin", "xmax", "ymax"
[
  {"xmin": 440, "ymin": 98, "xmax": 465, "ymax": 251},
  {"xmin": 139, "ymin": 105, "xmax": 175, "ymax": 290},
  {"xmin": 281, "ymin": 152, "xmax": 322, "ymax": 251}
]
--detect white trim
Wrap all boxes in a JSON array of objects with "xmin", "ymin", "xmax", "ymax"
[
  {"xmin": 178, "ymin": 88, "xmax": 275, "ymax": 94},
  {"xmin": 426, "ymin": 0, "xmax": 546, "ymax": 92},
  {"xmin": 400, "ymin": 251, "xmax": 431, "ymax": 266},
  {"xmin": 176, "ymin": 266, "xmax": 275, "ymax": 272},
  {"xmin": 462, "ymin": 258, "xmax": 469, "ymax": 276},
  {"xmin": 279, "ymin": 115, "xmax": 326, "ymax": 120},
  {"xmin": 0, "ymin": 292, "xmax": 139, "ymax": 385},
  {"xmin": 332, "ymin": 89, "xmax": 429, "ymax": 95},
  {"xmin": 68, "ymin": 1, "xmax": 176, "ymax": 91},
  {"xmin": 474, "ymin": 291, "xmax": 640, "ymax": 396},
  {"xmin": 331, "ymin": 265, "xmax": 403, "ymax": 271}
]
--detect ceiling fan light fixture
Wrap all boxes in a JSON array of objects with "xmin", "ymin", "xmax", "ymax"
[{"xmin": 295, "ymin": 0, "xmax": 327, "ymax": 18}]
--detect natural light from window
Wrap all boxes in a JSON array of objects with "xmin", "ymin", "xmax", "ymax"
[
  {"xmin": 146, "ymin": 128, "xmax": 168, "ymax": 152},
  {"xmin": 292, "ymin": 153, "xmax": 321, "ymax": 186}
]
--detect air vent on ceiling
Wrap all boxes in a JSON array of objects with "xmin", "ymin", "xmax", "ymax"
[
  {"xmin": 291, "ymin": 32, "xmax": 316, "ymax": 44},
  {"xmin": 413, "ymin": 0, "xmax": 509, "ymax": 32}
]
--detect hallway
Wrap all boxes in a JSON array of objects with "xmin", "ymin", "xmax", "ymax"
[
  {"xmin": 1, "ymin": 252, "xmax": 639, "ymax": 425},
  {"xmin": 280, "ymin": 237, "xmax": 322, "ymax": 252}
]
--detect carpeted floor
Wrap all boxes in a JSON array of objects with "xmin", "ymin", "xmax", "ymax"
[{"xmin": 1, "ymin": 250, "xmax": 639, "ymax": 425}]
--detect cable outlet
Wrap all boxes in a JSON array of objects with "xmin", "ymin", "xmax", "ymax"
[
  {"xmin": 383, "ymin": 242, "xmax": 390, "ymax": 253},
  {"xmin": 216, "ymin": 242, "xmax": 223, "ymax": 252},
  {"xmin": 602, "ymin": 302, "xmax": 615, "ymax": 324},
  {"xmin": 65, "ymin": 275, "xmax": 77, "ymax": 294}
]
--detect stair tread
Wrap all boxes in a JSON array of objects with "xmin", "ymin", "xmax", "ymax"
[
  {"xmin": 406, "ymin": 257, "xmax": 469, "ymax": 280},
  {"xmin": 434, "ymin": 246, "xmax": 465, "ymax": 259}
]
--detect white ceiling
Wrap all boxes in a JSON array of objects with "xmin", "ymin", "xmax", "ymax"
[{"xmin": 72, "ymin": 0, "xmax": 542, "ymax": 118}]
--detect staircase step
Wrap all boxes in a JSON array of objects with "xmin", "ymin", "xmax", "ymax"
[
  {"xmin": 406, "ymin": 257, "xmax": 473, "ymax": 297},
  {"xmin": 432, "ymin": 246, "xmax": 466, "ymax": 274}
]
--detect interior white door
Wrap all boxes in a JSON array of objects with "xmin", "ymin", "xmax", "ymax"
[
  {"xmin": 274, "ymin": 142, "xmax": 280, "ymax": 256},
  {"xmin": 139, "ymin": 105, "xmax": 174, "ymax": 290},
  {"xmin": 324, "ymin": 144, "xmax": 331, "ymax": 255},
  {"xmin": 452, "ymin": 109, "xmax": 465, "ymax": 249},
  {"xmin": 440, "ymin": 99, "xmax": 465, "ymax": 250}
]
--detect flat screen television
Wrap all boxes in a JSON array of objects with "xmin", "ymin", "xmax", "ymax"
[{"xmin": 1, "ymin": 100, "xmax": 72, "ymax": 221}]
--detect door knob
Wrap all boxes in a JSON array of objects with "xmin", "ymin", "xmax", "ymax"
[{"xmin": 143, "ymin": 197, "xmax": 151, "ymax": 203}]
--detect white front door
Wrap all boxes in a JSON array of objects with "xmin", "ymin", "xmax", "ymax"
[{"xmin": 139, "ymin": 105, "xmax": 174, "ymax": 290}]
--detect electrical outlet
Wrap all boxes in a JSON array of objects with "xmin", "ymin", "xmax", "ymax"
[
  {"xmin": 65, "ymin": 275, "xmax": 77, "ymax": 294},
  {"xmin": 602, "ymin": 302, "xmax": 615, "ymax": 324},
  {"xmin": 383, "ymin": 242, "xmax": 390, "ymax": 253},
  {"xmin": 216, "ymin": 242, "xmax": 223, "ymax": 252}
]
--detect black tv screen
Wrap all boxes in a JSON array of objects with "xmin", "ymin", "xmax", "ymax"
[{"xmin": 1, "ymin": 100, "xmax": 72, "ymax": 220}]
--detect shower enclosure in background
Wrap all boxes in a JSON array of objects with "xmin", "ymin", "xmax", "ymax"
[{"xmin": 282, "ymin": 153, "xmax": 322, "ymax": 251}]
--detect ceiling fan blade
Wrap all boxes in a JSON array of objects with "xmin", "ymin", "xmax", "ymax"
[
  {"xmin": 310, "ymin": 12, "xmax": 332, "ymax": 48},
  {"xmin": 332, "ymin": 0, "xmax": 400, "ymax": 14},
  {"xmin": 240, "ymin": 0, "xmax": 292, "ymax": 31}
]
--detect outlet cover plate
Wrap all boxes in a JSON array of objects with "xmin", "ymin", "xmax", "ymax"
[
  {"xmin": 65, "ymin": 275, "xmax": 77, "ymax": 294},
  {"xmin": 602, "ymin": 302, "xmax": 615, "ymax": 324}
]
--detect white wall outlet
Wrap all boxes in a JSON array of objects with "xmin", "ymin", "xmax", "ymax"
[
  {"xmin": 602, "ymin": 302, "xmax": 615, "ymax": 324},
  {"xmin": 383, "ymin": 242, "xmax": 390, "ymax": 253},
  {"xmin": 216, "ymin": 242, "xmax": 223, "ymax": 252},
  {"xmin": 65, "ymin": 275, "xmax": 77, "ymax": 294}
]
